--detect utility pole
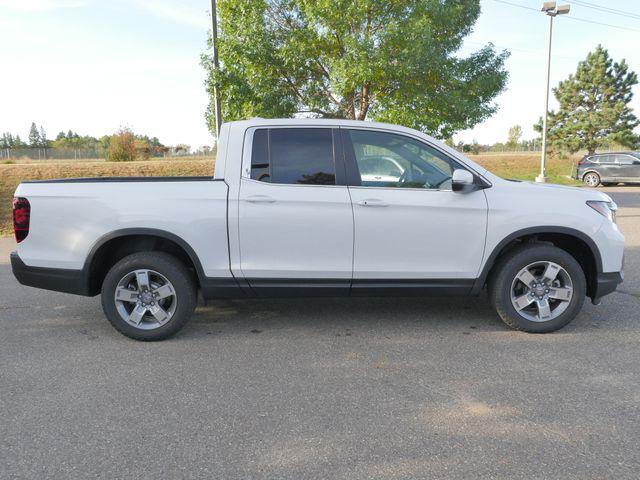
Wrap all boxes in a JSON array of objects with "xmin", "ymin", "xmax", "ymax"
[
  {"xmin": 536, "ymin": 2, "xmax": 570, "ymax": 183},
  {"xmin": 210, "ymin": 0, "xmax": 222, "ymax": 139}
]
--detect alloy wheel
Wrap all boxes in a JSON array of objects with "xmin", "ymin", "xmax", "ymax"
[
  {"xmin": 584, "ymin": 173, "xmax": 599, "ymax": 187},
  {"xmin": 510, "ymin": 261, "xmax": 573, "ymax": 322},
  {"xmin": 114, "ymin": 269, "xmax": 178, "ymax": 330}
]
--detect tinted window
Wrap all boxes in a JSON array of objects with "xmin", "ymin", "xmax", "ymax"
[
  {"xmin": 250, "ymin": 129, "xmax": 270, "ymax": 181},
  {"xmin": 347, "ymin": 130, "xmax": 457, "ymax": 189},
  {"xmin": 250, "ymin": 128, "xmax": 336, "ymax": 185}
]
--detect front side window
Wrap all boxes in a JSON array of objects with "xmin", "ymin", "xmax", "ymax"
[
  {"xmin": 250, "ymin": 128, "xmax": 336, "ymax": 185},
  {"xmin": 616, "ymin": 154, "xmax": 635, "ymax": 165},
  {"xmin": 347, "ymin": 129, "xmax": 457, "ymax": 189}
]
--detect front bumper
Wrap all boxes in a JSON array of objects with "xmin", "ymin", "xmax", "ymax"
[
  {"xmin": 592, "ymin": 271, "xmax": 624, "ymax": 304},
  {"xmin": 10, "ymin": 252, "xmax": 90, "ymax": 296}
]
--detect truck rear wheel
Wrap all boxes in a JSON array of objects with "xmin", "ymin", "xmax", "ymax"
[
  {"xmin": 488, "ymin": 244, "xmax": 586, "ymax": 333},
  {"xmin": 101, "ymin": 252, "xmax": 197, "ymax": 341}
]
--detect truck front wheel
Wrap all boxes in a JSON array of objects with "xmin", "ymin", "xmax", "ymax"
[
  {"xmin": 489, "ymin": 244, "xmax": 586, "ymax": 333},
  {"xmin": 101, "ymin": 252, "xmax": 197, "ymax": 341}
]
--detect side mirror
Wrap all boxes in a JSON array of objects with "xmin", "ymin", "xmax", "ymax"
[{"xmin": 452, "ymin": 169, "xmax": 475, "ymax": 193}]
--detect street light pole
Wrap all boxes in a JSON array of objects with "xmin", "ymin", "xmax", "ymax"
[
  {"xmin": 536, "ymin": 2, "xmax": 570, "ymax": 183},
  {"xmin": 210, "ymin": 0, "xmax": 222, "ymax": 140}
]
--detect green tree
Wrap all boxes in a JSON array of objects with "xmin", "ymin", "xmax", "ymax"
[
  {"xmin": 28, "ymin": 122, "xmax": 41, "ymax": 147},
  {"xmin": 39, "ymin": 126, "xmax": 48, "ymax": 148},
  {"xmin": 14, "ymin": 135, "xmax": 26, "ymax": 148},
  {"xmin": 202, "ymin": 0, "xmax": 509, "ymax": 139},
  {"xmin": 0, "ymin": 133, "xmax": 13, "ymax": 148},
  {"xmin": 507, "ymin": 125, "xmax": 522, "ymax": 150},
  {"xmin": 544, "ymin": 45, "xmax": 639, "ymax": 155}
]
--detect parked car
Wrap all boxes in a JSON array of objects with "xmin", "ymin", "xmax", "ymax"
[
  {"xmin": 575, "ymin": 151, "xmax": 640, "ymax": 187},
  {"xmin": 11, "ymin": 119, "xmax": 624, "ymax": 340}
]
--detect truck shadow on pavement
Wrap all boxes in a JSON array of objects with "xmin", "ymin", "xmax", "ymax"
[{"xmin": 182, "ymin": 293, "xmax": 630, "ymax": 340}]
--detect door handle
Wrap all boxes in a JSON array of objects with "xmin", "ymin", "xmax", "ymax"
[
  {"xmin": 356, "ymin": 199, "xmax": 389, "ymax": 207},
  {"xmin": 245, "ymin": 195, "xmax": 276, "ymax": 203}
]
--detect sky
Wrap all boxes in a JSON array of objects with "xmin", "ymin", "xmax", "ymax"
[{"xmin": 1, "ymin": 0, "xmax": 640, "ymax": 148}]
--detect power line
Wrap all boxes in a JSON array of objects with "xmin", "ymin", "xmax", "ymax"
[
  {"xmin": 491, "ymin": 0, "xmax": 640, "ymax": 33},
  {"xmin": 465, "ymin": 40, "xmax": 582, "ymax": 61},
  {"xmin": 491, "ymin": 0, "xmax": 537, "ymax": 12},
  {"xmin": 571, "ymin": 0, "xmax": 640, "ymax": 21}
]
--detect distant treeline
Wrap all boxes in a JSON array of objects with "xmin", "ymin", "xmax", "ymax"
[{"xmin": 1, "ymin": 123, "xmax": 212, "ymax": 160}]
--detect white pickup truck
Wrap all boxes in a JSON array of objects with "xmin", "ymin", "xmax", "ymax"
[{"xmin": 11, "ymin": 119, "xmax": 624, "ymax": 340}]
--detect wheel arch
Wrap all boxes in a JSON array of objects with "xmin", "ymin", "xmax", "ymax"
[
  {"xmin": 82, "ymin": 228, "xmax": 205, "ymax": 296},
  {"xmin": 474, "ymin": 226, "xmax": 602, "ymax": 299}
]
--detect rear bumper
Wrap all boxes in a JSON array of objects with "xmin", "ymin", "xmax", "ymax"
[
  {"xmin": 592, "ymin": 271, "xmax": 624, "ymax": 304},
  {"xmin": 10, "ymin": 252, "xmax": 90, "ymax": 296}
]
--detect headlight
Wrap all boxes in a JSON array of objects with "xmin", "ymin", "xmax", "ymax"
[{"xmin": 587, "ymin": 200, "xmax": 617, "ymax": 224}]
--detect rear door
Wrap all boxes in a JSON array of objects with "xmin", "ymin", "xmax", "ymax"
[
  {"xmin": 597, "ymin": 155, "xmax": 618, "ymax": 180},
  {"xmin": 238, "ymin": 127, "xmax": 353, "ymax": 296},
  {"xmin": 342, "ymin": 128, "xmax": 488, "ymax": 294}
]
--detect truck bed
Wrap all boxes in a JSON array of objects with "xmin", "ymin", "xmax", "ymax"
[{"xmin": 14, "ymin": 177, "xmax": 231, "ymax": 280}]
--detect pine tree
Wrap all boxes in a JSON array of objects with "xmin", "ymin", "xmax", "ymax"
[
  {"xmin": 39, "ymin": 126, "xmax": 48, "ymax": 148},
  {"xmin": 28, "ymin": 122, "xmax": 41, "ymax": 147},
  {"xmin": 545, "ymin": 45, "xmax": 639, "ymax": 154}
]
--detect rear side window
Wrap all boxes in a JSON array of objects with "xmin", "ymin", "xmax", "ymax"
[{"xmin": 250, "ymin": 128, "xmax": 336, "ymax": 185}]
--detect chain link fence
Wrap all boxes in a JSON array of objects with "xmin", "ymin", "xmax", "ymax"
[{"xmin": 0, "ymin": 148, "xmax": 215, "ymax": 162}]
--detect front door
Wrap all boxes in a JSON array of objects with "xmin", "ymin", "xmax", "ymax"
[
  {"xmin": 238, "ymin": 127, "xmax": 353, "ymax": 296},
  {"xmin": 614, "ymin": 154, "xmax": 640, "ymax": 182},
  {"xmin": 342, "ymin": 128, "xmax": 488, "ymax": 294}
]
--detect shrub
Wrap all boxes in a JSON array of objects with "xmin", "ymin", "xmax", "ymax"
[{"xmin": 107, "ymin": 128, "xmax": 136, "ymax": 162}]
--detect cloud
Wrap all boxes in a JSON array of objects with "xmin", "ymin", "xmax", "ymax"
[
  {"xmin": 129, "ymin": 0, "xmax": 209, "ymax": 29},
  {"xmin": 0, "ymin": 0, "xmax": 87, "ymax": 11}
]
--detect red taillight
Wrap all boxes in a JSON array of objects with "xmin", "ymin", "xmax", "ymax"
[{"xmin": 12, "ymin": 197, "xmax": 30, "ymax": 243}]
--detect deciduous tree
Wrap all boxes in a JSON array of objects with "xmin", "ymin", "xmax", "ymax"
[
  {"xmin": 507, "ymin": 125, "xmax": 522, "ymax": 149},
  {"xmin": 202, "ymin": 0, "xmax": 509, "ymax": 139},
  {"xmin": 106, "ymin": 128, "xmax": 136, "ymax": 162}
]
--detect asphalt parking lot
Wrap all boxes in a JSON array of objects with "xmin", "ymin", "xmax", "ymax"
[{"xmin": 1, "ymin": 186, "xmax": 639, "ymax": 479}]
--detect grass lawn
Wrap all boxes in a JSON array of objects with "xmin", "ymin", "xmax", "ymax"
[
  {"xmin": 469, "ymin": 152, "xmax": 581, "ymax": 186},
  {"xmin": 0, "ymin": 153, "xmax": 581, "ymax": 236}
]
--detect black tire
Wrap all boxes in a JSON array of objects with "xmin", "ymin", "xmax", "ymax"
[
  {"xmin": 488, "ymin": 243, "xmax": 586, "ymax": 333},
  {"xmin": 101, "ymin": 252, "xmax": 197, "ymax": 341},
  {"xmin": 582, "ymin": 172, "xmax": 601, "ymax": 187}
]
